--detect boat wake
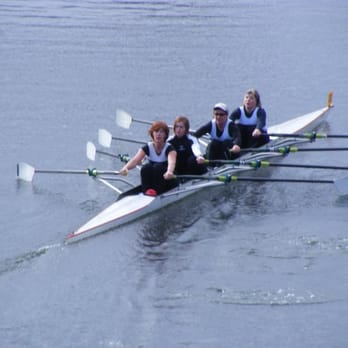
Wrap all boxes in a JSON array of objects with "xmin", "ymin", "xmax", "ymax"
[
  {"xmin": 0, "ymin": 243, "xmax": 61, "ymax": 277},
  {"xmin": 154, "ymin": 287, "xmax": 340, "ymax": 307},
  {"xmin": 207, "ymin": 287, "xmax": 340, "ymax": 306}
]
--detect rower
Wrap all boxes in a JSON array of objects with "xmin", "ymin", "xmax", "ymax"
[
  {"xmin": 229, "ymin": 88, "xmax": 270, "ymax": 148},
  {"xmin": 168, "ymin": 115, "xmax": 207, "ymax": 175},
  {"xmin": 119, "ymin": 121, "xmax": 177, "ymax": 196},
  {"xmin": 193, "ymin": 102, "xmax": 241, "ymax": 163}
]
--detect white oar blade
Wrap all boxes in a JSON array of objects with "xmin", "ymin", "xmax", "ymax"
[
  {"xmin": 98, "ymin": 128, "xmax": 112, "ymax": 148},
  {"xmin": 17, "ymin": 162, "xmax": 35, "ymax": 182},
  {"xmin": 115, "ymin": 109, "xmax": 132, "ymax": 129},
  {"xmin": 334, "ymin": 176, "xmax": 348, "ymax": 195},
  {"xmin": 86, "ymin": 141, "xmax": 96, "ymax": 161}
]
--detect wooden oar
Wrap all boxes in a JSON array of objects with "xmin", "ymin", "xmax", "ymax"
[
  {"xmin": 267, "ymin": 131, "xmax": 348, "ymax": 140},
  {"xmin": 17, "ymin": 162, "xmax": 120, "ymax": 182},
  {"xmin": 204, "ymin": 159, "xmax": 348, "ymax": 171},
  {"xmin": 174, "ymin": 174, "xmax": 348, "ymax": 195},
  {"xmin": 240, "ymin": 146, "xmax": 348, "ymax": 154},
  {"xmin": 98, "ymin": 128, "xmax": 147, "ymax": 148}
]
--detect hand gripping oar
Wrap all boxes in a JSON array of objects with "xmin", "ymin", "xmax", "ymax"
[
  {"xmin": 174, "ymin": 174, "xmax": 348, "ymax": 195},
  {"xmin": 239, "ymin": 146, "xmax": 348, "ymax": 154},
  {"xmin": 204, "ymin": 159, "xmax": 348, "ymax": 171},
  {"xmin": 267, "ymin": 131, "xmax": 348, "ymax": 141},
  {"xmin": 98, "ymin": 128, "xmax": 147, "ymax": 148},
  {"xmin": 16, "ymin": 162, "xmax": 120, "ymax": 182}
]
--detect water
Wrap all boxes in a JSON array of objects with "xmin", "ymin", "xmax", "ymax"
[{"xmin": 1, "ymin": 0, "xmax": 348, "ymax": 347}]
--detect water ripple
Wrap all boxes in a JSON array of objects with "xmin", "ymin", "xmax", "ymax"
[
  {"xmin": 154, "ymin": 287, "xmax": 339, "ymax": 308},
  {"xmin": 0, "ymin": 243, "xmax": 61, "ymax": 276},
  {"xmin": 208, "ymin": 287, "xmax": 338, "ymax": 306}
]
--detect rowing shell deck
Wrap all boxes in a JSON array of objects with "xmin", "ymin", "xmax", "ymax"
[{"xmin": 66, "ymin": 98, "xmax": 333, "ymax": 243}]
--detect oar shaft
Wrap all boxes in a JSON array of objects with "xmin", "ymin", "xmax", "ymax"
[
  {"xmin": 133, "ymin": 117, "xmax": 152, "ymax": 126},
  {"xmin": 35, "ymin": 169, "xmax": 88, "ymax": 175},
  {"xmin": 205, "ymin": 159, "xmax": 348, "ymax": 171},
  {"xmin": 175, "ymin": 174, "xmax": 333, "ymax": 184},
  {"xmin": 268, "ymin": 132, "xmax": 348, "ymax": 139},
  {"xmin": 326, "ymin": 135, "xmax": 348, "ymax": 138},
  {"xmin": 35, "ymin": 168, "xmax": 119, "ymax": 176},
  {"xmin": 112, "ymin": 135, "xmax": 147, "ymax": 145},
  {"xmin": 97, "ymin": 150, "xmax": 130, "ymax": 163},
  {"xmin": 229, "ymin": 176, "xmax": 334, "ymax": 184},
  {"xmin": 96, "ymin": 149, "xmax": 120, "ymax": 159},
  {"xmin": 295, "ymin": 147, "xmax": 348, "ymax": 151},
  {"xmin": 17, "ymin": 162, "xmax": 121, "ymax": 182},
  {"xmin": 267, "ymin": 163, "xmax": 348, "ymax": 170},
  {"xmin": 240, "ymin": 146, "xmax": 348, "ymax": 153}
]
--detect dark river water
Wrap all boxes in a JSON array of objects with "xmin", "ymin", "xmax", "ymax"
[{"xmin": 1, "ymin": 1, "xmax": 348, "ymax": 347}]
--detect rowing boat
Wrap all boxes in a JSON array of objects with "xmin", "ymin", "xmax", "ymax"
[{"xmin": 65, "ymin": 93, "xmax": 334, "ymax": 243}]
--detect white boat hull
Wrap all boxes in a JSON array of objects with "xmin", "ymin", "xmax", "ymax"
[{"xmin": 66, "ymin": 102, "xmax": 332, "ymax": 243}]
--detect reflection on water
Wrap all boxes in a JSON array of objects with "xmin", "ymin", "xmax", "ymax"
[
  {"xmin": 136, "ymin": 182, "xmax": 270, "ymax": 253},
  {"xmin": 335, "ymin": 194, "xmax": 348, "ymax": 207}
]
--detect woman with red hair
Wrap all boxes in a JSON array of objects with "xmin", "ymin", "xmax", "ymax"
[{"xmin": 120, "ymin": 121, "xmax": 177, "ymax": 196}]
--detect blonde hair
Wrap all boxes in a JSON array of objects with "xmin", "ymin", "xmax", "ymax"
[{"xmin": 245, "ymin": 88, "xmax": 261, "ymax": 107}]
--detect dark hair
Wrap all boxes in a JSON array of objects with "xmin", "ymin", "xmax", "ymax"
[
  {"xmin": 173, "ymin": 115, "xmax": 190, "ymax": 133},
  {"xmin": 149, "ymin": 121, "xmax": 170, "ymax": 140}
]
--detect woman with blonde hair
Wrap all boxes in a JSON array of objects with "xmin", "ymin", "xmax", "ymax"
[{"xmin": 229, "ymin": 88, "xmax": 269, "ymax": 148}]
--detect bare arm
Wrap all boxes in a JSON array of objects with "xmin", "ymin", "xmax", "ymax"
[
  {"xmin": 120, "ymin": 148, "xmax": 146, "ymax": 175},
  {"xmin": 254, "ymin": 108, "xmax": 267, "ymax": 136},
  {"xmin": 163, "ymin": 150, "xmax": 176, "ymax": 179}
]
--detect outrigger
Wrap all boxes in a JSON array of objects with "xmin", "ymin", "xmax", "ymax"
[{"xmin": 17, "ymin": 92, "xmax": 348, "ymax": 243}]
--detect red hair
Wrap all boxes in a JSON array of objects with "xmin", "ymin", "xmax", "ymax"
[{"xmin": 148, "ymin": 121, "xmax": 170, "ymax": 140}]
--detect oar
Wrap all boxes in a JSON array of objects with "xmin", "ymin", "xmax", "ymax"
[
  {"xmin": 174, "ymin": 174, "xmax": 348, "ymax": 195},
  {"xmin": 240, "ymin": 146, "xmax": 348, "ymax": 154},
  {"xmin": 17, "ymin": 162, "xmax": 120, "ymax": 182},
  {"xmin": 267, "ymin": 131, "xmax": 348, "ymax": 140},
  {"xmin": 115, "ymin": 109, "xmax": 210, "ymax": 145},
  {"xmin": 204, "ymin": 159, "xmax": 348, "ymax": 171},
  {"xmin": 86, "ymin": 141, "xmax": 130, "ymax": 163},
  {"xmin": 98, "ymin": 128, "xmax": 147, "ymax": 148},
  {"xmin": 116, "ymin": 109, "xmax": 152, "ymax": 129}
]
